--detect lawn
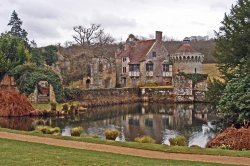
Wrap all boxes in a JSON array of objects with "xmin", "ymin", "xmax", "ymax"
[
  {"xmin": 202, "ymin": 63, "xmax": 223, "ymax": 81},
  {"xmin": 1, "ymin": 127, "xmax": 250, "ymax": 158},
  {"xmin": 0, "ymin": 138, "xmax": 234, "ymax": 166}
]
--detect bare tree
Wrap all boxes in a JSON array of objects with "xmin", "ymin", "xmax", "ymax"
[{"xmin": 73, "ymin": 24, "xmax": 102, "ymax": 47}]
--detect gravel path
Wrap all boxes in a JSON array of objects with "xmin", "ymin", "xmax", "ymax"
[{"xmin": 0, "ymin": 131, "xmax": 250, "ymax": 166}]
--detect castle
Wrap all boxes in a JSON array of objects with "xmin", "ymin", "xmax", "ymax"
[{"xmin": 116, "ymin": 31, "xmax": 205, "ymax": 88}]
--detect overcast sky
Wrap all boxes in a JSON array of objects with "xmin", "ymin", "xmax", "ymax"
[{"xmin": 0, "ymin": 0, "xmax": 236, "ymax": 46}]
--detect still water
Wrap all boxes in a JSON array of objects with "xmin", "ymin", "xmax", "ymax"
[{"xmin": 0, "ymin": 103, "xmax": 220, "ymax": 147}]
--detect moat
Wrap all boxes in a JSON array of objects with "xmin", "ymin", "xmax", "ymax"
[{"xmin": 0, "ymin": 103, "xmax": 220, "ymax": 147}]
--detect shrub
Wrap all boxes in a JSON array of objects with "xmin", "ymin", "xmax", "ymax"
[
  {"xmin": 62, "ymin": 104, "xmax": 69, "ymax": 112},
  {"xmin": 70, "ymin": 127, "xmax": 83, "ymax": 136},
  {"xmin": 169, "ymin": 136, "xmax": 186, "ymax": 146},
  {"xmin": 48, "ymin": 127, "xmax": 61, "ymax": 135},
  {"xmin": 36, "ymin": 125, "xmax": 50, "ymax": 134},
  {"xmin": 35, "ymin": 125, "xmax": 60, "ymax": 135},
  {"xmin": 50, "ymin": 102, "xmax": 57, "ymax": 111},
  {"xmin": 104, "ymin": 129, "xmax": 120, "ymax": 140},
  {"xmin": 134, "ymin": 136, "xmax": 155, "ymax": 144}
]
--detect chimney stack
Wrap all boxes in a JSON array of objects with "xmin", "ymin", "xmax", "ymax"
[{"xmin": 155, "ymin": 31, "xmax": 162, "ymax": 42}]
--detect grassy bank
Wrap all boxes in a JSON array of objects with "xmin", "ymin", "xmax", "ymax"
[
  {"xmin": 0, "ymin": 138, "xmax": 234, "ymax": 166},
  {"xmin": 0, "ymin": 127, "xmax": 250, "ymax": 158},
  {"xmin": 32, "ymin": 101, "xmax": 80, "ymax": 111}
]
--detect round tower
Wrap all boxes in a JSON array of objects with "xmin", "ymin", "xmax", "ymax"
[{"xmin": 170, "ymin": 40, "xmax": 204, "ymax": 74}]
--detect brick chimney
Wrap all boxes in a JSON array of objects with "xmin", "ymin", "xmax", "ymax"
[{"xmin": 155, "ymin": 31, "xmax": 162, "ymax": 42}]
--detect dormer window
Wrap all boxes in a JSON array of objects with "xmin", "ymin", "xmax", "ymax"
[
  {"xmin": 152, "ymin": 51, "xmax": 156, "ymax": 57},
  {"xmin": 122, "ymin": 57, "xmax": 127, "ymax": 62},
  {"xmin": 146, "ymin": 62, "xmax": 153, "ymax": 71}
]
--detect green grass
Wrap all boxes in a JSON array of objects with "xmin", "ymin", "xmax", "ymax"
[
  {"xmin": 1, "ymin": 127, "xmax": 250, "ymax": 158},
  {"xmin": 32, "ymin": 101, "xmax": 80, "ymax": 111},
  {"xmin": 202, "ymin": 63, "xmax": 223, "ymax": 81},
  {"xmin": 0, "ymin": 138, "xmax": 235, "ymax": 166}
]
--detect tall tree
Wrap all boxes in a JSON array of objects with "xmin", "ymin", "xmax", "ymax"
[
  {"xmin": 214, "ymin": 0, "xmax": 250, "ymax": 81},
  {"xmin": 212, "ymin": 0, "xmax": 250, "ymax": 122},
  {"xmin": 0, "ymin": 33, "xmax": 29, "ymax": 77},
  {"xmin": 7, "ymin": 10, "xmax": 29, "ymax": 48}
]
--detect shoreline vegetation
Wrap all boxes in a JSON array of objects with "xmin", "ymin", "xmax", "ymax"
[{"xmin": 0, "ymin": 127, "xmax": 249, "ymax": 158}]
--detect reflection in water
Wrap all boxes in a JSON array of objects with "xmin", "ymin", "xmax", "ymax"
[
  {"xmin": 0, "ymin": 103, "xmax": 218, "ymax": 147},
  {"xmin": 188, "ymin": 122, "xmax": 217, "ymax": 147}
]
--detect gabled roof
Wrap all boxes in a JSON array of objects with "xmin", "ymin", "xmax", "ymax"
[{"xmin": 117, "ymin": 39, "xmax": 155, "ymax": 64}]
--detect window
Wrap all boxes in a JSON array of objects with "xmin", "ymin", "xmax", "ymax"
[
  {"xmin": 129, "ymin": 64, "xmax": 140, "ymax": 71},
  {"xmin": 122, "ymin": 67, "xmax": 126, "ymax": 73},
  {"xmin": 152, "ymin": 52, "xmax": 156, "ymax": 57},
  {"xmin": 122, "ymin": 57, "xmax": 127, "ymax": 62},
  {"xmin": 86, "ymin": 65, "xmax": 92, "ymax": 77},
  {"xmin": 98, "ymin": 63, "xmax": 103, "ymax": 72},
  {"xmin": 163, "ymin": 64, "xmax": 169, "ymax": 72},
  {"xmin": 146, "ymin": 62, "xmax": 153, "ymax": 71}
]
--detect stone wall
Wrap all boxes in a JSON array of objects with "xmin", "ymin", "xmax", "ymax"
[
  {"xmin": 66, "ymin": 85, "xmax": 207, "ymax": 108},
  {"xmin": 174, "ymin": 75, "xmax": 194, "ymax": 102},
  {"xmin": 82, "ymin": 58, "xmax": 116, "ymax": 89},
  {"xmin": 65, "ymin": 88, "xmax": 141, "ymax": 107},
  {"xmin": 140, "ymin": 87, "xmax": 175, "ymax": 102}
]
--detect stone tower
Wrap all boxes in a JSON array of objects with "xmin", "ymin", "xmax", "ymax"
[{"xmin": 170, "ymin": 40, "xmax": 204, "ymax": 74}]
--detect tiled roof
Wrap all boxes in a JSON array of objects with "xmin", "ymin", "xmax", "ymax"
[
  {"xmin": 118, "ymin": 39, "xmax": 155, "ymax": 64},
  {"xmin": 175, "ymin": 43, "xmax": 197, "ymax": 54}
]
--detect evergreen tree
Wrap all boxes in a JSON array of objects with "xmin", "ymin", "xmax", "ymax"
[
  {"xmin": 7, "ymin": 10, "xmax": 29, "ymax": 48},
  {"xmin": 214, "ymin": 0, "xmax": 250, "ymax": 81},
  {"xmin": 212, "ymin": 0, "xmax": 250, "ymax": 122}
]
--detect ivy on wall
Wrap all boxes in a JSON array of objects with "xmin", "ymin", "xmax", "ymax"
[
  {"xmin": 177, "ymin": 72, "xmax": 208, "ymax": 84},
  {"xmin": 11, "ymin": 64, "xmax": 64, "ymax": 102}
]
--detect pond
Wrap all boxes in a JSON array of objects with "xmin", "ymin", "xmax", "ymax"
[{"xmin": 0, "ymin": 103, "xmax": 220, "ymax": 147}]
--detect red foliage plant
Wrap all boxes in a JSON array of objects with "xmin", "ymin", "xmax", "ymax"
[
  {"xmin": 0, "ymin": 90, "xmax": 34, "ymax": 117},
  {"xmin": 206, "ymin": 127, "xmax": 250, "ymax": 150}
]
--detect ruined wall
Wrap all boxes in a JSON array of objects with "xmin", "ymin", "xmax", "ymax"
[
  {"xmin": 194, "ymin": 79, "xmax": 207, "ymax": 102},
  {"xmin": 140, "ymin": 87, "xmax": 175, "ymax": 102},
  {"xmin": 174, "ymin": 76, "xmax": 194, "ymax": 102},
  {"xmin": 0, "ymin": 74, "xmax": 19, "ymax": 91},
  {"xmin": 82, "ymin": 58, "xmax": 116, "ymax": 89}
]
